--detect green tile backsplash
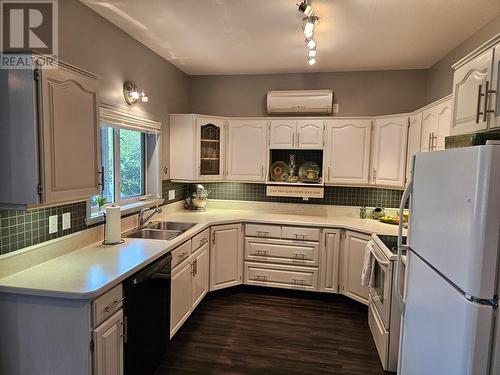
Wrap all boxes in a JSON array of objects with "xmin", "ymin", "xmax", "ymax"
[{"xmin": 0, "ymin": 180, "xmax": 402, "ymax": 255}]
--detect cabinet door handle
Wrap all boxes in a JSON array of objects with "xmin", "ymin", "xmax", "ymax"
[
  {"xmin": 327, "ymin": 166, "xmax": 331, "ymax": 181},
  {"xmin": 292, "ymin": 133, "xmax": 295, "ymax": 148},
  {"xmin": 105, "ymin": 298, "xmax": 124, "ymax": 312},
  {"xmin": 373, "ymin": 168, "xmax": 377, "ymax": 181},
  {"xmin": 297, "ymin": 133, "xmax": 300, "ymax": 147},
  {"xmin": 476, "ymin": 84, "xmax": 484, "ymax": 124},
  {"xmin": 483, "ymin": 80, "xmax": 497, "ymax": 121},
  {"xmin": 163, "ymin": 166, "xmax": 168, "ymax": 175},
  {"xmin": 261, "ymin": 165, "xmax": 264, "ymax": 178}
]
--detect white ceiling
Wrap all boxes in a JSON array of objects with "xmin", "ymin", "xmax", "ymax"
[{"xmin": 81, "ymin": 0, "xmax": 500, "ymax": 75}]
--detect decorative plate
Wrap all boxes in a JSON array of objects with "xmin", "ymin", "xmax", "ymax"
[
  {"xmin": 298, "ymin": 161, "xmax": 320, "ymax": 183},
  {"xmin": 270, "ymin": 161, "xmax": 289, "ymax": 181}
]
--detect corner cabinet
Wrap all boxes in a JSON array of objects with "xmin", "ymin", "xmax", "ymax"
[
  {"xmin": 339, "ymin": 231, "xmax": 370, "ymax": 305},
  {"xmin": 324, "ymin": 119, "xmax": 372, "ymax": 185},
  {"xmin": 0, "ymin": 61, "xmax": 100, "ymax": 208},
  {"xmin": 269, "ymin": 119, "xmax": 323, "ymax": 149},
  {"xmin": 420, "ymin": 98, "xmax": 452, "ymax": 152},
  {"xmin": 170, "ymin": 114, "xmax": 226, "ymax": 181},
  {"xmin": 226, "ymin": 119, "xmax": 268, "ymax": 181},
  {"xmin": 210, "ymin": 224, "xmax": 243, "ymax": 291},
  {"xmin": 371, "ymin": 116, "xmax": 408, "ymax": 188}
]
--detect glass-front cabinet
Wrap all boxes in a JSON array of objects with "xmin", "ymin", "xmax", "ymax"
[{"xmin": 197, "ymin": 116, "xmax": 225, "ymax": 180}]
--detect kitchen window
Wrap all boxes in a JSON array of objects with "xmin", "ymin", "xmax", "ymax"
[{"xmin": 89, "ymin": 106, "xmax": 162, "ymax": 220}]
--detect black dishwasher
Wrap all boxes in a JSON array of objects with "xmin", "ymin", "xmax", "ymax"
[{"xmin": 123, "ymin": 253, "xmax": 172, "ymax": 375}]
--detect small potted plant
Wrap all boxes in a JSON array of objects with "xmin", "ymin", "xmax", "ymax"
[{"xmin": 93, "ymin": 196, "xmax": 107, "ymax": 213}]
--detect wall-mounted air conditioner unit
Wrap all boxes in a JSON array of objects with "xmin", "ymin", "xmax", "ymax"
[{"xmin": 267, "ymin": 89, "xmax": 333, "ymax": 114}]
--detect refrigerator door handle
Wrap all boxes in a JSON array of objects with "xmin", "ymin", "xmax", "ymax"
[{"xmin": 396, "ymin": 176, "xmax": 413, "ymax": 316}]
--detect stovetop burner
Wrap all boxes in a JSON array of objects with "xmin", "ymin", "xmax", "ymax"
[{"xmin": 377, "ymin": 235, "xmax": 407, "ymax": 255}]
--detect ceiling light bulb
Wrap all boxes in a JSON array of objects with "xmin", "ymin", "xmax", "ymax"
[
  {"xmin": 305, "ymin": 38, "xmax": 316, "ymax": 49},
  {"xmin": 308, "ymin": 57, "xmax": 316, "ymax": 65},
  {"xmin": 303, "ymin": 19, "xmax": 314, "ymax": 38},
  {"xmin": 298, "ymin": 1, "xmax": 314, "ymax": 17},
  {"xmin": 130, "ymin": 90, "xmax": 140, "ymax": 100},
  {"xmin": 308, "ymin": 49, "xmax": 316, "ymax": 57}
]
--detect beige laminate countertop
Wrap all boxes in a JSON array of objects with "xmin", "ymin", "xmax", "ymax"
[{"xmin": 0, "ymin": 208, "xmax": 400, "ymax": 300}]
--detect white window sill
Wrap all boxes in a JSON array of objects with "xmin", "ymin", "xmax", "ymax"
[{"xmin": 85, "ymin": 198, "xmax": 164, "ymax": 226}]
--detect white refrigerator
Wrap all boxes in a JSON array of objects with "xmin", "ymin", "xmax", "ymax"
[{"xmin": 395, "ymin": 142, "xmax": 500, "ymax": 375}]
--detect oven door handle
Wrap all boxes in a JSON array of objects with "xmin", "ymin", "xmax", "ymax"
[{"xmin": 396, "ymin": 174, "xmax": 413, "ymax": 317}]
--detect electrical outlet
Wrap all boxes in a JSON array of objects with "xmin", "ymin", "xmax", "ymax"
[
  {"xmin": 49, "ymin": 215, "xmax": 58, "ymax": 234},
  {"xmin": 62, "ymin": 212, "xmax": 71, "ymax": 230},
  {"xmin": 332, "ymin": 103, "xmax": 339, "ymax": 113},
  {"xmin": 168, "ymin": 189, "xmax": 175, "ymax": 200}
]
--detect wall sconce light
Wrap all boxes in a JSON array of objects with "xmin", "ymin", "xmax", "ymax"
[{"xmin": 123, "ymin": 81, "xmax": 149, "ymax": 105}]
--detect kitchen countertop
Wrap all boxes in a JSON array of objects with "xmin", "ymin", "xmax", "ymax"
[{"xmin": 0, "ymin": 207, "xmax": 401, "ymax": 300}]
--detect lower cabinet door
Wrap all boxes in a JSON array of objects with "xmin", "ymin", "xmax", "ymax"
[
  {"xmin": 340, "ymin": 231, "xmax": 370, "ymax": 305},
  {"xmin": 210, "ymin": 224, "xmax": 243, "ymax": 291},
  {"xmin": 192, "ymin": 244, "xmax": 209, "ymax": 310},
  {"xmin": 319, "ymin": 229, "xmax": 341, "ymax": 293},
  {"xmin": 93, "ymin": 310, "xmax": 124, "ymax": 375},
  {"xmin": 170, "ymin": 262, "xmax": 193, "ymax": 338},
  {"xmin": 244, "ymin": 262, "xmax": 319, "ymax": 291}
]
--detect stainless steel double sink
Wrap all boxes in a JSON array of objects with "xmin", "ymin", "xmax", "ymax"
[{"xmin": 127, "ymin": 221, "xmax": 196, "ymax": 241}]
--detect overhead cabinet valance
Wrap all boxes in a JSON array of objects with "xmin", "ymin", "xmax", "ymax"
[{"xmin": 100, "ymin": 105, "xmax": 161, "ymax": 133}]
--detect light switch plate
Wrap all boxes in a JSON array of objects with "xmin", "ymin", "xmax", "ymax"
[
  {"xmin": 168, "ymin": 189, "xmax": 175, "ymax": 200},
  {"xmin": 332, "ymin": 103, "xmax": 339, "ymax": 113},
  {"xmin": 49, "ymin": 215, "xmax": 58, "ymax": 234},
  {"xmin": 62, "ymin": 212, "xmax": 71, "ymax": 230}
]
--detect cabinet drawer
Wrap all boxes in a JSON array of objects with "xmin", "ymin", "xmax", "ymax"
[
  {"xmin": 171, "ymin": 240, "xmax": 192, "ymax": 268},
  {"xmin": 192, "ymin": 228, "xmax": 209, "ymax": 251},
  {"xmin": 245, "ymin": 238, "xmax": 319, "ymax": 266},
  {"xmin": 245, "ymin": 224, "xmax": 282, "ymax": 238},
  {"xmin": 368, "ymin": 303, "xmax": 389, "ymax": 365},
  {"xmin": 281, "ymin": 226, "xmax": 320, "ymax": 241},
  {"xmin": 92, "ymin": 284, "xmax": 123, "ymax": 328},
  {"xmin": 244, "ymin": 262, "xmax": 318, "ymax": 291}
]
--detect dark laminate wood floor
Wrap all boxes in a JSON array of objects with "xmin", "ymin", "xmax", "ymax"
[{"xmin": 156, "ymin": 287, "xmax": 387, "ymax": 375}]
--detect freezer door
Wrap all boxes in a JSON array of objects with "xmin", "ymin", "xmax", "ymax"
[
  {"xmin": 410, "ymin": 145, "xmax": 500, "ymax": 299},
  {"xmin": 399, "ymin": 252, "xmax": 494, "ymax": 375}
]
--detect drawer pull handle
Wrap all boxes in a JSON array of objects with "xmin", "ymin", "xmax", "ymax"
[
  {"xmin": 255, "ymin": 249, "xmax": 268, "ymax": 256},
  {"xmin": 293, "ymin": 253, "xmax": 306, "ymax": 260},
  {"xmin": 293, "ymin": 233, "xmax": 306, "ymax": 240},
  {"xmin": 178, "ymin": 252, "xmax": 188, "ymax": 258},
  {"xmin": 254, "ymin": 275, "xmax": 268, "ymax": 281},
  {"xmin": 200, "ymin": 238, "xmax": 208, "ymax": 245},
  {"xmin": 256, "ymin": 231, "xmax": 270, "ymax": 237},
  {"xmin": 292, "ymin": 279, "xmax": 306, "ymax": 286},
  {"xmin": 105, "ymin": 298, "xmax": 124, "ymax": 312}
]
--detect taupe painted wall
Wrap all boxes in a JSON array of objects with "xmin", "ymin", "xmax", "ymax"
[
  {"xmin": 189, "ymin": 70, "xmax": 428, "ymax": 117},
  {"xmin": 426, "ymin": 15, "xmax": 500, "ymax": 103},
  {"xmin": 59, "ymin": 0, "xmax": 190, "ymax": 177}
]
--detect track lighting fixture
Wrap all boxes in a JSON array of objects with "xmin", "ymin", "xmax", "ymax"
[
  {"xmin": 297, "ymin": 1, "xmax": 314, "ymax": 17},
  {"xmin": 305, "ymin": 38, "xmax": 316, "ymax": 50},
  {"xmin": 298, "ymin": 2, "xmax": 319, "ymax": 66}
]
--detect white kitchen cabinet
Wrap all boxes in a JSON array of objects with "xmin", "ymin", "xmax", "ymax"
[
  {"xmin": 170, "ymin": 114, "xmax": 226, "ymax": 181},
  {"xmin": 297, "ymin": 120, "xmax": 324, "ymax": 149},
  {"xmin": 210, "ymin": 224, "xmax": 243, "ymax": 291},
  {"xmin": 227, "ymin": 119, "xmax": 268, "ymax": 181},
  {"xmin": 340, "ymin": 231, "xmax": 370, "ymax": 305},
  {"xmin": 421, "ymin": 98, "xmax": 452, "ymax": 152},
  {"xmin": 406, "ymin": 112, "xmax": 422, "ymax": 182},
  {"xmin": 320, "ymin": 229, "xmax": 341, "ymax": 293},
  {"xmin": 371, "ymin": 115, "xmax": 408, "ymax": 188},
  {"xmin": 451, "ymin": 49, "xmax": 493, "ymax": 135},
  {"xmin": 93, "ymin": 310, "xmax": 124, "ymax": 375},
  {"xmin": 269, "ymin": 119, "xmax": 323, "ymax": 149},
  {"xmin": 244, "ymin": 262, "xmax": 319, "ymax": 291},
  {"xmin": 325, "ymin": 119, "xmax": 372, "ymax": 185},
  {"xmin": 192, "ymin": 244, "xmax": 209, "ymax": 310},
  {"xmin": 0, "ymin": 61, "xmax": 100, "ymax": 208},
  {"xmin": 269, "ymin": 120, "xmax": 296, "ymax": 148},
  {"xmin": 170, "ymin": 261, "xmax": 193, "ymax": 337}
]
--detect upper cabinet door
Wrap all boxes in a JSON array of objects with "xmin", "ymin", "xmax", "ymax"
[
  {"xmin": 434, "ymin": 99, "xmax": 452, "ymax": 151},
  {"xmin": 227, "ymin": 119, "xmax": 268, "ymax": 181},
  {"xmin": 41, "ymin": 66, "xmax": 100, "ymax": 205},
  {"xmin": 325, "ymin": 119, "xmax": 371, "ymax": 185},
  {"xmin": 406, "ymin": 112, "xmax": 422, "ymax": 183},
  {"xmin": 372, "ymin": 116, "xmax": 408, "ymax": 188},
  {"xmin": 451, "ymin": 49, "xmax": 493, "ymax": 135},
  {"xmin": 197, "ymin": 116, "xmax": 225, "ymax": 180},
  {"xmin": 269, "ymin": 120, "xmax": 296, "ymax": 149},
  {"xmin": 297, "ymin": 120, "xmax": 324, "ymax": 149},
  {"xmin": 421, "ymin": 108, "xmax": 437, "ymax": 152}
]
